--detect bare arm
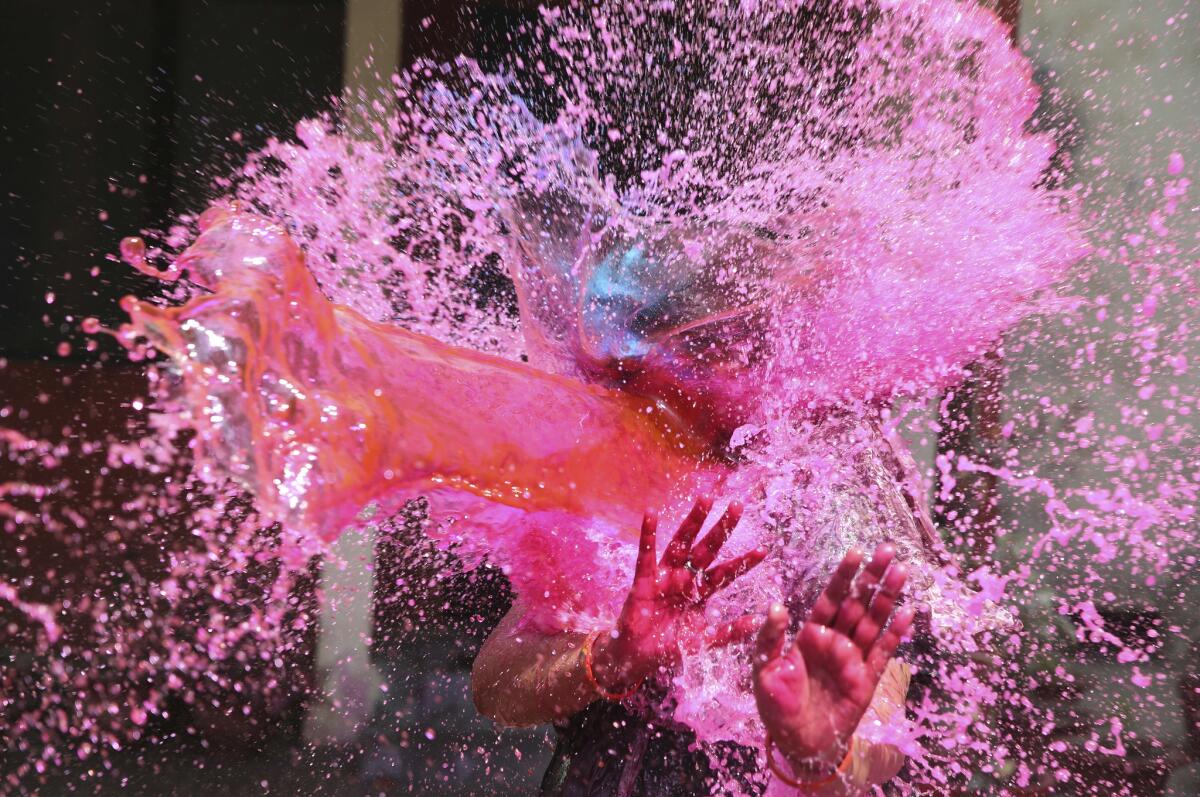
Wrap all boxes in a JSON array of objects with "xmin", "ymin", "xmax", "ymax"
[
  {"xmin": 474, "ymin": 616, "xmax": 909, "ymax": 796},
  {"xmin": 471, "ymin": 514, "xmax": 915, "ymax": 795},
  {"xmin": 471, "ymin": 603, "xmax": 596, "ymax": 727},
  {"xmin": 472, "ymin": 498, "xmax": 766, "ymax": 727},
  {"xmin": 472, "ymin": 610, "xmax": 911, "ymax": 791}
]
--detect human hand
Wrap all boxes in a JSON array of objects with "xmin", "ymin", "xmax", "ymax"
[
  {"xmin": 753, "ymin": 544, "xmax": 914, "ymax": 773},
  {"xmin": 591, "ymin": 496, "xmax": 768, "ymax": 693}
]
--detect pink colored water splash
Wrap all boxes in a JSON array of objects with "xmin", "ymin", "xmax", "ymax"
[{"xmin": 5, "ymin": 0, "xmax": 1198, "ymax": 793}]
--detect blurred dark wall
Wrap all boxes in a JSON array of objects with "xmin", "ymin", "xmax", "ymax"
[
  {"xmin": 0, "ymin": 5, "xmax": 552, "ymax": 792},
  {"xmin": 0, "ymin": 0, "xmax": 345, "ymax": 363}
]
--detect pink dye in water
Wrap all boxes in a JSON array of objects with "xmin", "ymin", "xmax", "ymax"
[
  {"xmin": 120, "ymin": 0, "xmax": 1081, "ymax": 770},
  {"xmin": 122, "ymin": 204, "xmax": 726, "ymax": 626},
  {"xmin": 4, "ymin": 0, "xmax": 1198, "ymax": 793}
]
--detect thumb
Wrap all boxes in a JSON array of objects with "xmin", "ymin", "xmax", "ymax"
[{"xmin": 754, "ymin": 603, "xmax": 789, "ymax": 674}]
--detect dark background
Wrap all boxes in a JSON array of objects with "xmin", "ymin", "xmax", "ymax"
[
  {"xmin": 0, "ymin": 0, "xmax": 539, "ymax": 361},
  {"xmin": 0, "ymin": 0, "xmax": 348, "ymax": 359},
  {"xmin": 0, "ymin": 2, "xmax": 553, "ymax": 795}
]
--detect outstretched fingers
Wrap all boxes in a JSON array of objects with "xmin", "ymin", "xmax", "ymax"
[
  {"xmin": 808, "ymin": 549, "xmax": 864, "ymax": 626},
  {"xmin": 700, "ymin": 546, "xmax": 767, "ymax": 600},
  {"xmin": 851, "ymin": 561, "xmax": 908, "ymax": 654},
  {"xmin": 866, "ymin": 605, "xmax": 916, "ymax": 679},
  {"xmin": 832, "ymin": 543, "xmax": 896, "ymax": 635},
  {"xmin": 754, "ymin": 603, "xmax": 790, "ymax": 673},
  {"xmin": 689, "ymin": 500, "xmax": 744, "ymax": 570},
  {"xmin": 661, "ymin": 496, "xmax": 712, "ymax": 568},
  {"xmin": 632, "ymin": 510, "xmax": 660, "ymax": 596}
]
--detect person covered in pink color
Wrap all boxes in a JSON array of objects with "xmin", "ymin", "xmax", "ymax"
[
  {"xmin": 472, "ymin": 493, "xmax": 919, "ymax": 795},
  {"xmin": 465, "ymin": 162, "xmax": 940, "ymax": 793},
  {"xmin": 468, "ymin": 222, "xmax": 933, "ymax": 790}
]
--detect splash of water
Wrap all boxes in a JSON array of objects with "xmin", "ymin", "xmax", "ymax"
[
  {"xmin": 112, "ymin": 0, "xmax": 1081, "ymax": 759},
  {"xmin": 8, "ymin": 0, "xmax": 1196, "ymax": 793},
  {"xmin": 122, "ymin": 204, "xmax": 725, "ymax": 626}
]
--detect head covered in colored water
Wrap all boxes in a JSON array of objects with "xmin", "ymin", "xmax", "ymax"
[{"xmin": 501, "ymin": 148, "xmax": 819, "ymax": 442}]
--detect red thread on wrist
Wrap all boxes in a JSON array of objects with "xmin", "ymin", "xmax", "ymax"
[
  {"xmin": 581, "ymin": 630, "xmax": 642, "ymax": 701},
  {"xmin": 764, "ymin": 733, "xmax": 855, "ymax": 790}
]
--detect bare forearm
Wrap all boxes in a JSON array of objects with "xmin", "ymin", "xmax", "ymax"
[
  {"xmin": 471, "ymin": 606, "xmax": 598, "ymax": 726},
  {"xmin": 793, "ymin": 738, "xmax": 905, "ymax": 797}
]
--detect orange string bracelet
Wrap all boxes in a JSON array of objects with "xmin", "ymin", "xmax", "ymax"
[
  {"xmin": 580, "ymin": 630, "xmax": 642, "ymax": 701},
  {"xmin": 765, "ymin": 734, "xmax": 855, "ymax": 791}
]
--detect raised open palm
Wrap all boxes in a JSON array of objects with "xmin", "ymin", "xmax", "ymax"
[
  {"xmin": 591, "ymin": 496, "xmax": 767, "ymax": 693},
  {"xmin": 753, "ymin": 544, "xmax": 914, "ymax": 772}
]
